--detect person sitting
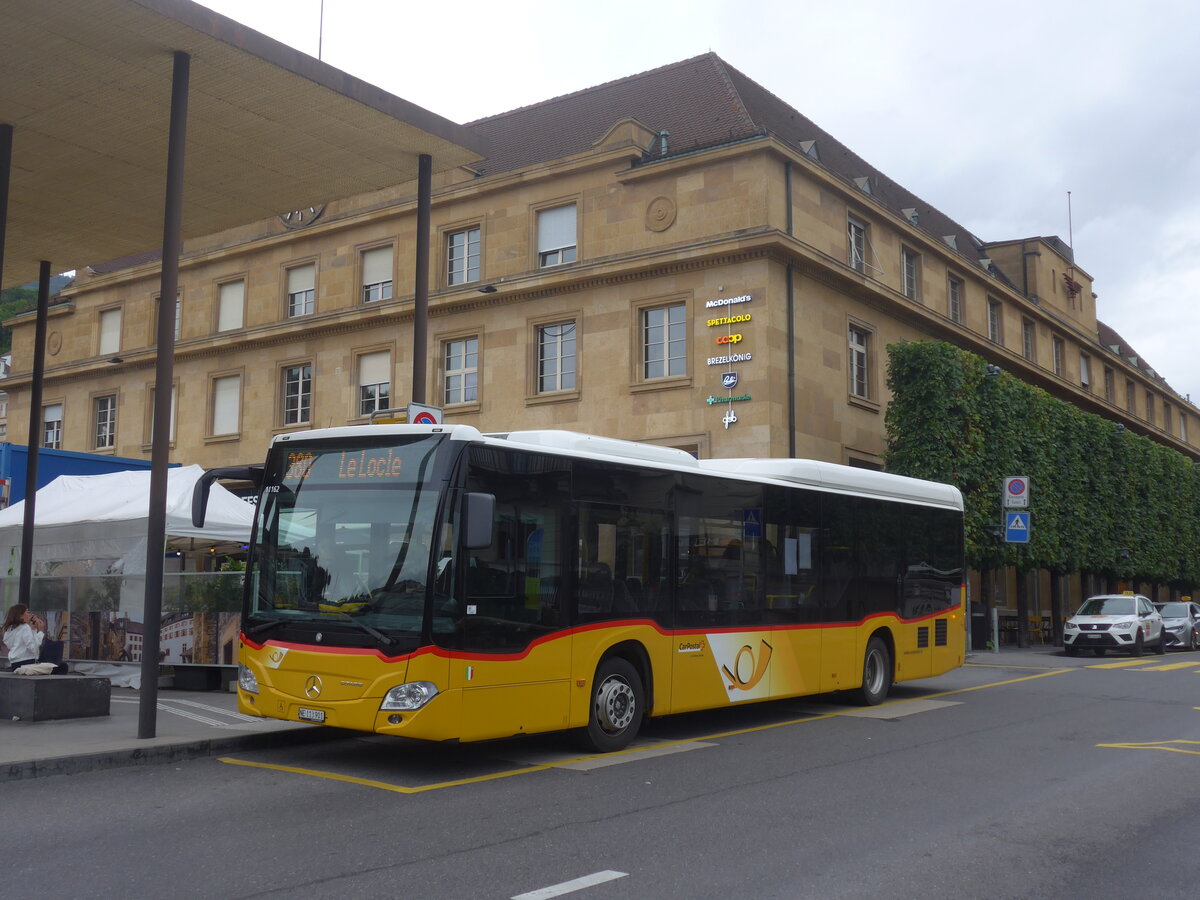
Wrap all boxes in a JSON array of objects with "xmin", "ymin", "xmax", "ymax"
[{"xmin": 2, "ymin": 603, "xmax": 46, "ymax": 672}]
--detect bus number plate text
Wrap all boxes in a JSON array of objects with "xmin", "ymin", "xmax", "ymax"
[{"xmin": 298, "ymin": 707, "xmax": 326, "ymax": 723}]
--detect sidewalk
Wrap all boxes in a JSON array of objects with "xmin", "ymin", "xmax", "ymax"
[{"xmin": 0, "ymin": 684, "xmax": 337, "ymax": 783}]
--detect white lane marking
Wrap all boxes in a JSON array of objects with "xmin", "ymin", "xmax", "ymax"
[
  {"xmin": 502, "ymin": 738, "xmax": 715, "ymax": 771},
  {"xmin": 512, "ymin": 870, "xmax": 628, "ymax": 900},
  {"xmin": 556, "ymin": 741, "xmax": 715, "ymax": 771},
  {"xmin": 111, "ymin": 697, "xmax": 273, "ymax": 729},
  {"xmin": 789, "ymin": 699, "xmax": 961, "ymax": 720},
  {"xmin": 160, "ymin": 698, "xmax": 261, "ymax": 722},
  {"xmin": 843, "ymin": 699, "xmax": 962, "ymax": 719}
]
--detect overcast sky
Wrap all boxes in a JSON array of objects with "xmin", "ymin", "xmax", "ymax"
[{"xmin": 198, "ymin": 0, "xmax": 1200, "ymax": 404}]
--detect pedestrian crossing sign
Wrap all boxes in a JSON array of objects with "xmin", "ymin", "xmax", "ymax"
[{"xmin": 1005, "ymin": 511, "xmax": 1031, "ymax": 543}]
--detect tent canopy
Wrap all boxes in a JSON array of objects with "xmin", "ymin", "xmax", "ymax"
[{"xmin": 0, "ymin": 465, "xmax": 255, "ymax": 572}]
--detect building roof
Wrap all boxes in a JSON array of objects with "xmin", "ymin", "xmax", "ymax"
[
  {"xmin": 0, "ymin": 0, "xmax": 484, "ymax": 290},
  {"xmin": 470, "ymin": 53, "xmax": 1006, "ymax": 281},
  {"xmin": 1098, "ymin": 321, "xmax": 1176, "ymax": 394}
]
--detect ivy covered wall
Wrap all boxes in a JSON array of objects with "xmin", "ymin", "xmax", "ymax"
[{"xmin": 884, "ymin": 341, "xmax": 1200, "ymax": 589}]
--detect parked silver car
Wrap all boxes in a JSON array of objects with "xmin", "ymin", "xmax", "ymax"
[
  {"xmin": 1153, "ymin": 600, "xmax": 1200, "ymax": 650},
  {"xmin": 1063, "ymin": 594, "xmax": 1166, "ymax": 657}
]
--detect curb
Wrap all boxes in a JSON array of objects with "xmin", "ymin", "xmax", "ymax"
[{"xmin": 1, "ymin": 725, "xmax": 354, "ymax": 784}]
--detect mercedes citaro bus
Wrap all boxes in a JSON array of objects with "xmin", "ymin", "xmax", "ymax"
[{"xmin": 193, "ymin": 426, "xmax": 965, "ymax": 751}]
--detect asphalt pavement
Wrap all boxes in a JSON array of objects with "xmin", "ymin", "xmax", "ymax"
[{"xmin": 1, "ymin": 644, "xmax": 1071, "ymax": 784}]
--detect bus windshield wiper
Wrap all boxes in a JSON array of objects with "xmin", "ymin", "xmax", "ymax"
[
  {"xmin": 330, "ymin": 610, "xmax": 397, "ymax": 650},
  {"xmin": 245, "ymin": 618, "xmax": 286, "ymax": 638}
]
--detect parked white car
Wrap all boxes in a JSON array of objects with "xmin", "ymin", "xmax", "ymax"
[{"xmin": 1063, "ymin": 594, "xmax": 1166, "ymax": 657}]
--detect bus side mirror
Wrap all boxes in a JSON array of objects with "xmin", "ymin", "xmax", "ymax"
[
  {"xmin": 463, "ymin": 492, "xmax": 495, "ymax": 549},
  {"xmin": 192, "ymin": 465, "xmax": 263, "ymax": 527}
]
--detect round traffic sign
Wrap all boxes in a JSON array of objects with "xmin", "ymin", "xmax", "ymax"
[{"xmin": 1007, "ymin": 478, "xmax": 1026, "ymax": 495}]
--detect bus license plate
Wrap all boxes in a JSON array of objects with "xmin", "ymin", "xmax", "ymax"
[{"xmin": 298, "ymin": 707, "xmax": 325, "ymax": 723}]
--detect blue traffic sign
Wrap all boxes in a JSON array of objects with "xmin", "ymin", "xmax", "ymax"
[{"xmin": 1005, "ymin": 511, "xmax": 1031, "ymax": 543}]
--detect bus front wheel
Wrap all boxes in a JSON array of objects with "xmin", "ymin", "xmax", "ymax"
[
  {"xmin": 854, "ymin": 636, "xmax": 892, "ymax": 706},
  {"xmin": 582, "ymin": 657, "xmax": 644, "ymax": 753}
]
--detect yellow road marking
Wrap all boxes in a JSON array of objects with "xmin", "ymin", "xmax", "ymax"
[
  {"xmin": 1086, "ymin": 658, "xmax": 1162, "ymax": 669},
  {"xmin": 966, "ymin": 663, "xmax": 1061, "ymax": 671},
  {"xmin": 1098, "ymin": 740, "xmax": 1200, "ymax": 757},
  {"xmin": 218, "ymin": 668, "xmax": 1072, "ymax": 792},
  {"xmin": 218, "ymin": 755, "xmax": 563, "ymax": 793},
  {"xmin": 1131, "ymin": 661, "xmax": 1199, "ymax": 672}
]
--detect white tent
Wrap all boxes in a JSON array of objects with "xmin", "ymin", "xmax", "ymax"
[{"xmin": 0, "ymin": 465, "xmax": 255, "ymax": 575}]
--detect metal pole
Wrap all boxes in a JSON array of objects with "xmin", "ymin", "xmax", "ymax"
[
  {"xmin": 18, "ymin": 261, "xmax": 50, "ymax": 607},
  {"xmin": 0, "ymin": 124, "xmax": 11, "ymax": 289},
  {"xmin": 139, "ymin": 50, "xmax": 190, "ymax": 739},
  {"xmin": 410, "ymin": 153, "xmax": 432, "ymax": 404}
]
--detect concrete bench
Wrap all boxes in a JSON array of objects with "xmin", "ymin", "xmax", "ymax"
[{"xmin": 0, "ymin": 672, "xmax": 111, "ymax": 722}]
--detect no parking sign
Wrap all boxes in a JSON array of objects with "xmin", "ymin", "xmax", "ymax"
[{"xmin": 1003, "ymin": 476, "xmax": 1029, "ymax": 508}]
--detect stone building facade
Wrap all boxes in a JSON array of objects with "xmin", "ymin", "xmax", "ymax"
[{"xmin": 4, "ymin": 53, "xmax": 1195, "ymax": 475}]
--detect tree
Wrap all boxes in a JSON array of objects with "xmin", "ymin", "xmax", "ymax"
[{"xmin": 885, "ymin": 341, "xmax": 1200, "ymax": 592}]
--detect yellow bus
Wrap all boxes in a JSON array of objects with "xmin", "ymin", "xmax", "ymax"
[{"xmin": 194, "ymin": 426, "xmax": 965, "ymax": 752}]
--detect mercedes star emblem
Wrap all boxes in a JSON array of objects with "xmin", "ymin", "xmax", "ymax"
[{"xmin": 304, "ymin": 675, "xmax": 323, "ymax": 699}]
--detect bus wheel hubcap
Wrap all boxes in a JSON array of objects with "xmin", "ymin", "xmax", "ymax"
[
  {"xmin": 596, "ymin": 678, "xmax": 634, "ymax": 732},
  {"xmin": 865, "ymin": 651, "xmax": 882, "ymax": 693}
]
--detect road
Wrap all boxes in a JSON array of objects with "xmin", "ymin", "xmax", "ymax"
[{"xmin": 6, "ymin": 650, "xmax": 1199, "ymax": 899}]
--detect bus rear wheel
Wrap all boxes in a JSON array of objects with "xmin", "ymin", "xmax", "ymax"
[
  {"xmin": 854, "ymin": 636, "xmax": 892, "ymax": 706},
  {"xmin": 582, "ymin": 657, "xmax": 644, "ymax": 753}
]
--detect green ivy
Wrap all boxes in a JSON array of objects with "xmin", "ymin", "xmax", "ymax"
[{"xmin": 884, "ymin": 341, "xmax": 1200, "ymax": 590}]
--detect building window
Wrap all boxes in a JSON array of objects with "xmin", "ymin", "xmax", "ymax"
[
  {"xmin": 1052, "ymin": 337, "xmax": 1064, "ymax": 376},
  {"xmin": 1021, "ymin": 319, "xmax": 1035, "ymax": 361},
  {"xmin": 1126, "ymin": 379, "xmax": 1136, "ymax": 415},
  {"xmin": 848, "ymin": 215, "xmax": 868, "ymax": 273},
  {"xmin": 42, "ymin": 403, "xmax": 63, "ymax": 449},
  {"xmin": 901, "ymin": 248, "xmax": 921, "ymax": 301},
  {"xmin": 1145, "ymin": 390, "xmax": 1155, "ymax": 425},
  {"xmin": 1181, "ymin": 412, "xmax": 1189, "ymax": 443},
  {"xmin": 849, "ymin": 325, "xmax": 871, "ymax": 399},
  {"xmin": 282, "ymin": 364, "xmax": 312, "ymax": 425},
  {"xmin": 286, "ymin": 264, "xmax": 315, "ymax": 317},
  {"xmin": 357, "ymin": 351, "xmax": 391, "ymax": 416},
  {"xmin": 537, "ymin": 204, "xmax": 577, "ymax": 268},
  {"xmin": 94, "ymin": 395, "xmax": 117, "ymax": 449},
  {"xmin": 1080, "ymin": 354, "xmax": 1091, "ymax": 392},
  {"xmin": 361, "ymin": 246, "xmax": 394, "ymax": 303},
  {"xmin": 211, "ymin": 375, "xmax": 241, "ymax": 436},
  {"xmin": 98, "ymin": 308, "xmax": 122, "ymax": 356},
  {"xmin": 642, "ymin": 303, "xmax": 687, "ymax": 379},
  {"xmin": 1163, "ymin": 403, "xmax": 1172, "ymax": 435},
  {"xmin": 947, "ymin": 275, "xmax": 963, "ymax": 324},
  {"xmin": 217, "ymin": 280, "xmax": 245, "ymax": 332},
  {"xmin": 443, "ymin": 338, "xmax": 478, "ymax": 405},
  {"xmin": 1104, "ymin": 367, "xmax": 1115, "ymax": 403},
  {"xmin": 987, "ymin": 299, "xmax": 1003, "ymax": 344},
  {"xmin": 447, "ymin": 227, "xmax": 481, "ymax": 285},
  {"xmin": 537, "ymin": 321, "xmax": 576, "ymax": 393}
]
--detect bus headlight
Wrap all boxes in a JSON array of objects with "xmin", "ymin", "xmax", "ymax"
[
  {"xmin": 381, "ymin": 681, "xmax": 439, "ymax": 711},
  {"xmin": 238, "ymin": 664, "xmax": 259, "ymax": 694}
]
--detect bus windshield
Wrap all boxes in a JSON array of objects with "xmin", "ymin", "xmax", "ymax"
[{"xmin": 246, "ymin": 434, "xmax": 457, "ymax": 649}]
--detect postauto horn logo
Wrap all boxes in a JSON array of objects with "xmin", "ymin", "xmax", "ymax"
[{"xmin": 708, "ymin": 634, "xmax": 774, "ymax": 700}]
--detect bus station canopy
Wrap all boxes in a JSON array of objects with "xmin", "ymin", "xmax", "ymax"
[
  {"xmin": 1, "ymin": 0, "xmax": 485, "ymax": 289},
  {"xmin": 0, "ymin": 464, "xmax": 254, "ymax": 572}
]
